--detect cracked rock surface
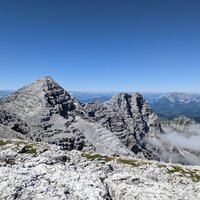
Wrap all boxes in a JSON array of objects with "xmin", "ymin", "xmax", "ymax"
[{"xmin": 0, "ymin": 140, "xmax": 200, "ymax": 200}]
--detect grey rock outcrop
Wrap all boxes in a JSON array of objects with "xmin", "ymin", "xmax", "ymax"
[
  {"xmin": 0, "ymin": 77, "xmax": 86, "ymax": 151},
  {"xmin": 83, "ymin": 93, "xmax": 162, "ymax": 159},
  {"xmin": 0, "ymin": 124, "xmax": 26, "ymax": 140}
]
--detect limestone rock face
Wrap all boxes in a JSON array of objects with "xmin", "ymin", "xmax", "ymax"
[
  {"xmin": 0, "ymin": 124, "xmax": 26, "ymax": 140},
  {"xmin": 0, "ymin": 77, "xmax": 85, "ymax": 150},
  {"xmin": 0, "ymin": 77, "xmax": 133, "ymax": 156},
  {"xmin": 83, "ymin": 93, "xmax": 162, "ymax": 159},
  {"xmin": 1, "ymin": 77, "xmax": 199, "ymax": 198}
]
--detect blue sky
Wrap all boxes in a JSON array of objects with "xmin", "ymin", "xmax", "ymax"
[{"xmin": 0, "ymin": 0, "xmax": 200, "ymax": 92}]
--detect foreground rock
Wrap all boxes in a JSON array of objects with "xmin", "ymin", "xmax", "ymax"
[{"xmin": 0, "ymin": 139, "xmax": 200, "ymax": 200}]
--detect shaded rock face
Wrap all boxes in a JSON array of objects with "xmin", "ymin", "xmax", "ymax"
[{"xmin": 0, "ymin": 76, "xmax": 163, "ymax": 159}]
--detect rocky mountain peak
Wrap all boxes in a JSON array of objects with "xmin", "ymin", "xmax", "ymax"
[
  {"xmin": 0, "ymin": 76, "xmax": 76, "ymax": 119},
  {"xmin": 0, "ymin": 77, "xmax": 164, "ymax": 161},
  {"xmin": 107, "ymin": 92, "xmax": 145, "ymax": 112},
  {"xmin": 0, "ymin": 77, "xmax": 81, "ymax": 149},
  {"xmin": 31, "ymin": 76, "xmax": 65, "ymax": 94},
  {"xmin": 107, "ymin": 92, "xmax": 158, "ymax": 122},
  {"xmin": 33, "ymin": 76, "xmax": 56, "ymax": 84},
  {"xmin": 17, "ymin": 76, "xmax": 61, "ymax": 94}
]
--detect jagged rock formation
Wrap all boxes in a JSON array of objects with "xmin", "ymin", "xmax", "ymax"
[
  {"xmin": 0, "ymin": 77, "xmax": 162, "ymax": 160},
  {"xmin": 0, "ymin": 77, "xmax": 134, "ymax": 156},
  {"xmin": 83, "ymin": 93, "xmax": 162, "ymax": 159},
  {"xmin": 2, "ymin": 76, "xmax": 200, "ymax": 165},
  {"xmin": 0, "ymin": 139, "xmax": 200, "ymax": 200},
  {"xmin": 1, "ymin": 77, "xmax": 200, "ymax": 199},
  {"xmin": 0, "ymin": 77, "xmax": 86, "ymax": 151}
]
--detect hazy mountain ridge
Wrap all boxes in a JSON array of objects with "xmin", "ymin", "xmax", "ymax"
[
  {"xmin": 0, "ymin": 90, "xmax": 13, "ymax": 100},
  {"xmin": 151, "ymin": 93, "xmax": 200, "ymax": 119}
]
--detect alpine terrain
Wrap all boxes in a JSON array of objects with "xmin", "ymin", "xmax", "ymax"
[{"xmin": 0, "ymin": 77, "xmax": 200, "ymax": 199}]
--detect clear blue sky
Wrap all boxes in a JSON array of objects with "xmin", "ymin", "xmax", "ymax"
[{"xmin": 0, "ymin": 0, "xmax": 200, "ymax": 92}]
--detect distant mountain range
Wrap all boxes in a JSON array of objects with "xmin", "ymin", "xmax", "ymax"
[
  {"xmin": 150, "ymin": 93, "xmax": 200, "ymax": 122},
  {"xmin": 69, "ymin": 91, "xmax": 116, "ymax": 103},
  {"xmin": 0, "ymin": 90, "xmax": 13, "ymax": 99}
]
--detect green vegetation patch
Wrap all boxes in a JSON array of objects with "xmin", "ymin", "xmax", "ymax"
[
  {"xmin": 0, "ymin": 140, "xmax": 12, "ymax": 146},
  {"xmin": 117, "ymin": 158, "xmax": 141, "ymax": 167},
  {"xmin": 19, "ymin": 144, "xmax": 37, "ymax": 154},
  {"xmin": 82, "ymin": 152, "xmax": 143, "ymax": 167},
  {"xmin": 158, "ymin": 164, "xmax": 167, "ymax": 168},
  {"xmin": 167, "ymin": 165, "xmax": 200, "ymax": 182},
  {"xmin": 82, "ymin": 152, "xmax": 114, "ymax": 162}
]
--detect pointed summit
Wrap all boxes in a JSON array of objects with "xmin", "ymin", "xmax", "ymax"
[
  {"xmin": 107, "ymin": 92, "xmax": 147, "ymax": 114},
  {"xmin": 0, "ymin": 76, "xmax": 81, "ymax": 148},
  {"xmin": 0, "ymin": 76, "xmax": 76, "ymax": 119},
  {"xmin": 21, "ymin": 76, "xmax": 64, "ymax": 94},
  {"xmin": 32, "ymin": 76, "xmax": 58, "ymax": 86}
]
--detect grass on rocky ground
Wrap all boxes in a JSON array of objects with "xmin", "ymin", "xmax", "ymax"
[
  {"xmin": 82, "ymin": 152, "xmax": 142, "ymax": 167},
  {"xmin": 82, "ymin": 152, "xmax": 200, "ymax": 182},
  {"xmin": 167, "ymin": 165, "xmax": 200, "ymax": 182},
  {"xmin": 0, "ymin": 140, "xmax": 12, "ymax": 146},
  {"xmin": 82, "ymin": 152, "xmax": 114, "ymax": 162},
  {"xmin": 19, "ymin": 144, "xmax": 37, "ymax": 154},
  {"xmin": 158, "ymin": 163, "xmax": 200, "ymax": 182},
  {"xmin": 117, "ymin": 158, "xmax": 141, "ymax": 167},
  {"xmin": 0, "ymin": 139, "xmax": 37, "ymax": 154}
]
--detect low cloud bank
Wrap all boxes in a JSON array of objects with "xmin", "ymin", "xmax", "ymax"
[
  {"xmin": 146, "ymin": 131, "xmax": 200, "ymax": 165},
  {"xmin": 160, "ymin": 132, "xmax": 200, "ymax": 151}
]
